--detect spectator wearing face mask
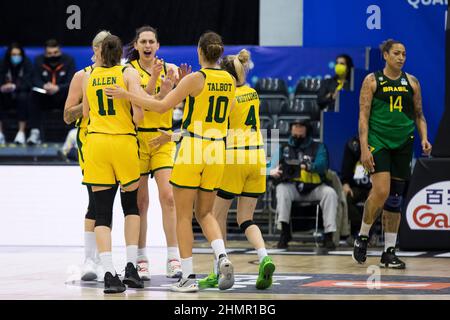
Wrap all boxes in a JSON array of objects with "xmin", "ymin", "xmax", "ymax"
[
  {"xmin": 28, "ymin": 39, "xmax": 76, "ymax": 144},
  {"xmin": 172, "ymin": 100, "xmax": 185, "ymax": 131},
  {"xmin": 317, "ymin": 54, "xmax": 354, "ymax": 111},
  {"xmin": 0, "ymin": 43, "xmax": 33, "ymax": 145}
]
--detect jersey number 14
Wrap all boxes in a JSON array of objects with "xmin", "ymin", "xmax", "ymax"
[{"xmin": 389, "ymin": 96, "xmax": 403, "ymax": 113}]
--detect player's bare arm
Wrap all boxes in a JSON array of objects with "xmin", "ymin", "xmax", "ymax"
[
  {"xmin": 124, "ymin": 68, "xmax": 145, "ymax": 125},
  {"xmin": 82, "ymin": 71, "xmax": 91, "ymax": 119},
  {"xmin": 64, "ymin": 71, "xmax": 85, "ymax": 124},
  {"xmin": 105, "ymin": 71, "xmax": 203, "ymax": 114},
  {"xmin": 359, "ymin": 73, "xmax": 376, "ymax": 172},
  {"xmin": 408, "ymin": 73, "xmax": 432, "ymax": 155}
]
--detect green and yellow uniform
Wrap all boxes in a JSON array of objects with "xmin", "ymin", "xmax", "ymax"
[
  {"xmin": 368, "ymin": 70, "xmax": 415, "ymax": 179},
  {"xmin": 218, "ymin": 85, "xmax": 266, "ymax": 198},
  {"xmin": 75, "ymin": 65, "xmax": 94, "ymax": 173},
  {"xmin": 129, "ymin": 60, "xmax": 176, "ymax": 177},
  {"xmin": 82, "ymin": 65, "xmax": 140, "ymax": 187},
  {"xmin": 170, "ymin": 68, "xmax": 236, "ymax": 191}
]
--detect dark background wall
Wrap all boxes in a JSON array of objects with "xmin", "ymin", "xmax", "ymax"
[{"xmin": 0, "ymin": 0, "xmax": 259, "ymax": 46}]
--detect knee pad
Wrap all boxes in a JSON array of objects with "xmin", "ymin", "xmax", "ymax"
[
  {"xmin": 217, "ymin": 189, "xmax": 235, "ymax": 200},
  {"xmin": 93, "ymin": 188, "xmax": 116, "ymax": 228},
  {"xmin": 240, "ymin": 220, "xmax": 256, "ymax": 233},
  {"xmin": 383, "ymin": 179, "xmax": 406, "ymax": 213},
  {"xmin": 121, "ymin": 189, "xmax": 139, "ymax": 216},
  {"xmin": 85, "ymin": 185, "xmax": 96, "ymax": 220}
]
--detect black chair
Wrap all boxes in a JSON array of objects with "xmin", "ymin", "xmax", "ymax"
[
  {"xmin": 275, "ymin": 116, "xmax": 311, "ymax": 139},
  {"xmin": 310, "ymin": 121, "xmax": 321, "ymax": 140},
  {"xmin": 255, "ymin": 78, "xmax": 290, "ymax": 117},
  {"xmin": 295, "ymin": 78, "xmax": 322, "ymax": 96},
  {"xmin": 289, "ymin": 98, "xmax": 321, "ymax": 121},
  {"xmin": 267, "ymin": 180, "xmax": 322, "ymax": 245}
]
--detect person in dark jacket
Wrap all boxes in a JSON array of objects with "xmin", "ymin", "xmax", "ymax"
[
  {"xmin": 270, "ymin": 118, "xmax": 338, "ymax": 249},
  {"xmin": 0, "ymin": 43, "xmax": 33, "ymax": 145},
  {"xmin": 28, "ymin": 39, "xmax": 75, "ymax": 144},
  {"xmin": 340, "ymin": 136, "xmax": 372, "ymax": 241},
  {"xmin": 317, "ymin": 54, "xmax": 354, "ymax": 111}
]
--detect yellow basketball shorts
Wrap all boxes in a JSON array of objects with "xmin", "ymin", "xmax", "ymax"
[
  {"xmin": 218, "ymin": 148, "xmax": 267, "ymax": 198},
  {"xmin": 137, "ymin": 131, "xmax": 176, "ymax": 177},
  {"xmin": 82, "ymin": 133, "xmax": 140, "ymax": 187},
  {"xmin": 170, "ymin": 136, "xmax": 225, "ymax": 192},
  {"xmin": 76, "ymin": 126, "xmax": 88, "ymax": 173}
]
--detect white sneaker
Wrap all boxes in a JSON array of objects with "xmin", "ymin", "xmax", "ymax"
[
  {"xmin": 218, "ymin": 256, "xmax": 235, "ymax": 290},
  {"xmin": 96, "ymin": 263, "xmax": 105, "ymax": 283},
  {"xmin": 81, "ymin": 258, "xmax": 97, "ymax": 281},
  {"xmin": 14, "ymin": 131, "xmax": 26, "ymax": 145},
  {"xmin": 0, "ymin": 132, "xmax": 5, "ymax": 145},
  {"xmin": 166, "ymin": 259, "xmax": 182, "ymax": 278},
  {"xmin": 137, "ymin": 259, "xmax": 151, "ymax": 281},
  {"xmin": 171, "ymin": 276, "xmax": 199, "ymax": 293},
  {"xmin": 27, "ymin": 128, "xmax": 41, "ymax": 145}
]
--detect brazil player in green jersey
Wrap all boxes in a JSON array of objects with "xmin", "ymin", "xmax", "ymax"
[{"xmin": 352, "ymin": 39, "xmax": 432, "ymax": 269}]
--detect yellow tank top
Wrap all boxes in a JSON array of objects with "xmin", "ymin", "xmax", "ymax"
[
  {"xmin": 226, "ymin": 85, "xmax": 263, "ymax": 148},
  {"xmin": 75, "ymin": 65, "xmax": 94, "ymax": 128},
  {"xmin": 129, "ymin": 60, "xmax": 173, "ymax": 131},
  {"xmin": 182, "ymin": 68, "xmax": 235, "ymax": 139},
  {"xmin": 86, "ymin": 66, "xmax": 136, "ymax": 135}
]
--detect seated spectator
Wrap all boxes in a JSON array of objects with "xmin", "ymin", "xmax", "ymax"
[
  {"xmin": 317, "ymin": 54, "xmax": 354, "ymax": 111},
  {"xmin": 0, "ymin": 43, "xmax": 33, "ymax": 145},
  {"xmin": 270, "ymin": 118, "xmax": 338, "ymax": 249},
  {"xmin": 28, "ymin": 39, "xmax": 75, "ymax": 144},
  {"xmin": 340, "ymin": 136, "xmax": 372, "ymax": 244}
]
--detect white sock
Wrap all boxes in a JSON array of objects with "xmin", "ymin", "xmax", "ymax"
[
  {"xmin": 138, "ymin": 248, "xmax": 147, "ymax": 259},
  {"xmin": 213, "ymin": 258, "xmax": 218, "ymax": 275},
  {"xmin": 99, "ymin": 252, "xmax": 115, "ymax": 275},
  {"xmin": 126, "ymin": 245, "xmax": 138, "ymax": 267},
  {"xmin": 257, "ymin": 248, "xmax": 268, "ymax": 263},
  {"xmin": 359, "ymin": 222, "xmax": 372, "ymax": 237},
  {"xmin": 384, "ymin": 233, "xmax": 397, "ymax": 251},
  {"xmin": 167, "ymin": 247, "xmax": 180, "ymax": 261},
  {"xmin": 211, "ymin": 239, "xmax": 227, "ymax": 260},
  {"xmin": 84, "ymin": 232, "xmax": 96, "ymax": 261},
  {"xmin": 181, "ymin": 257, "xmax": 193, "ymax": 279}
]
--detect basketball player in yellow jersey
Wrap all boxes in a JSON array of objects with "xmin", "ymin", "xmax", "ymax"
[
  {"xmin": 82, "ymin": 35, "xmax": 148, "ymax": 294},
  {"xmin": 63, "ymin": 30, "xmax": 112, "ymax": 283},
  {"xmin": 199, "ymin": 50, "xmax": 275, "ymax": 290},
  {"xmin": 124, "ymin": 26, "xmax": 182, "ymax": 279},
  {"xmin": 105, "ymin": 31, "xmax": 236, "ymax": 293}
]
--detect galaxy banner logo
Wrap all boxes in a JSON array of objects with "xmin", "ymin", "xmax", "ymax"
[{"xmin": 406, "ymin": 181, "xmax": 450, "ymax": 230}]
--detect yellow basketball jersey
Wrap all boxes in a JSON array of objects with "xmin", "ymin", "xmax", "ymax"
[
  {"xmin": 86, "ymin": 66, "xmax": 136, "ymax": 135},
  {"xmin": 129, "ymin": 60, "xmax": 173, "ymax": 131},
  {"xmin": 75, "ymin": 65, "xmax": 94, "ymax": 128},
  {"xmin": 182, "ymin": 68, "xmax": 235, "ymax": 139},
  {"xmin": 227, "ymin": 85, "xmax": 263, "ymax": 148}
]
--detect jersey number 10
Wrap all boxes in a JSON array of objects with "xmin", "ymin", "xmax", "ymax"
[
  {"xmin": 206, "ymin": 96, "xmax": 229, "ymax": 123},
  {"xmin": 389, "ymin": 96, "xmax": 403, "ymax": 113}
]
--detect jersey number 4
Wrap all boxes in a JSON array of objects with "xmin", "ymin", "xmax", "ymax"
[
  {"xmin": 245, "ymin": 105, "xmax": 257, "ymax": 131},
  {"xmin": 96, "ymin": 89, "xmax": 116, "ymax": 116},
  {"xmin": 389, "ymin": 96, "xmax": 403, "ymax": 113}
]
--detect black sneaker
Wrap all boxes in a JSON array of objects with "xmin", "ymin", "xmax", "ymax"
[
  {"xmin": 380, "ymin": 247, "xmax": 406, "ymax": 269},
  {"xmin": 322, "ymin": 232, "xmax": 336, "ymax": 250},
  {"xmin": 123, "ymin": 262, "xmax": 145, "ymax": 288},
  {"xmin": 352, "ymin": 235, "xmax": 369, "ymax": 264},
  {"xmin": 277, "ymin": 222, "xmax": 292, "ymax": 249},
  {"xmin": 104, "ymin": 272, "xmax": 126, "ymax": 294}
]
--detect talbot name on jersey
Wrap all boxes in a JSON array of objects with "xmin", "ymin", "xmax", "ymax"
[
  {"xmin": 92, "ymin": 77, "xmax": 117, "ymax": 86},
  {"xmin": 383, "ymin": 86, "xmax": 409, "ymax": 93},
  {"xmin": 208, "ymin": 82, "xmax": 233, "ymax": 92},
  {"xmin": 236, "ymin": 92, "xmax": 258, "ymax": 103}
]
